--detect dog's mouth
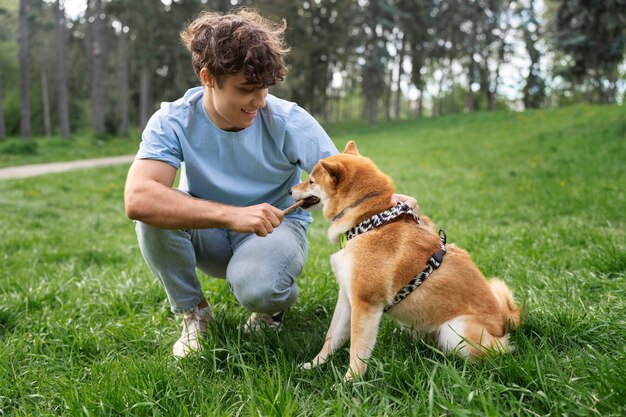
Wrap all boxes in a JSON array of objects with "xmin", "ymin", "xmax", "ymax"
[{"xmin": 298, "ymin": 196, "xmax": 321, "ymax": 209}]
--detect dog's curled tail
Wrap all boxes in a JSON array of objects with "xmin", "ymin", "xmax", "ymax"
[{"xmin": 489, "ymin": 278, "xmax": 521, "ymax": 330}]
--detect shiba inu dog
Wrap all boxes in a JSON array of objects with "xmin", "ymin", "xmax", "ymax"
[{"xmin": 290, "ymin": 141, "xmax": 521, "ymax": 380}]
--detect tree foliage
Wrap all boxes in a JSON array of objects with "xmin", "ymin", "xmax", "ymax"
[
  {"xmin": 553, "ymin": 0, "xmax": 626, "ymax": 103},
  {"xmin": 0, "ymin": 0, "xmax": 624, "ymax": 137}
]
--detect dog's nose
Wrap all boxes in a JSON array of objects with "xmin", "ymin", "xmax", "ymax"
[{"xmin": 288, "ymin": 188, "xmax": 292, "ymax": 195}]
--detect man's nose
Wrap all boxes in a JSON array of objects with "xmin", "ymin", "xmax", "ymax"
[{"xmin": 253, "ymin": 89, "xmax": 267, "ymax": 108}]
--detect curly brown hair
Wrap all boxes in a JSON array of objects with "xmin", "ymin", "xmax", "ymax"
[{"xmin": 180, "ymin": 8, "xmax": 290, "ymax": 88}]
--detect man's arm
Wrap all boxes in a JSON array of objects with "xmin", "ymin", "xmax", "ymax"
[{"xmin": 124, "ymin": 159, "xmax": 284, "ymax": 236}]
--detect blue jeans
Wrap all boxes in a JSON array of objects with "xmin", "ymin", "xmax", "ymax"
[{"xmin": 135, "ymin": 219, "xmax": 309, "ymax": 314}]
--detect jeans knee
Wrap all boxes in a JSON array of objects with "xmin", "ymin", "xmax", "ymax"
[
  {"xmin": 136, "ymin": 221, "xmax": 190, "ymax": 248},
  {"xmin": 229, "ymin": 272, "xmax": 298, "ymax": 314},
  {"xmin": 135, "ymin": 220, "xmax": 162, "ymax": 242},
  {"xmin": 136, "ymin": 220, "xmax": 173, "ymax": 237}
]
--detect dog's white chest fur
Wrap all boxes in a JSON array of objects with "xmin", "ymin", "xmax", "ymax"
[{"xmin": 330, "ymin": 249, "xmax": 353, "ymax": 301}]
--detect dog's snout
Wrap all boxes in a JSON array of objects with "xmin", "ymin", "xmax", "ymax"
[{"xmin": 288, "ymin": 188, "xmax": 293, "ymax": 195}]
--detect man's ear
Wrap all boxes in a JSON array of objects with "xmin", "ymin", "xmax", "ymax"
[
  {"xmin": 320, "ymin": 160, "xmax": 346, "ymax": 186},
  {"xmin": 199, "ymin": 68, "xmax": 215, "ymax": 88},
  {"xmin": 343, "ymin": 140, "xmax": 360, "ymax": 155}
]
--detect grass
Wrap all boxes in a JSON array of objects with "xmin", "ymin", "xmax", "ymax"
[
  {"xmin": 0, "ymin": 130, "xmax": 141, "ymax": 169},
  {"xmin": 1, "ymin": 104, "xmax": 625, "ymax": 416}
]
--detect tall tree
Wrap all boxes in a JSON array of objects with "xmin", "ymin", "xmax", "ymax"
[
  {"xmin": 117, "ymin": 25, "xmax": 129, "ymax": 137},
  {"xmin": 0, "ymin": 76, "xmax": 5, "ymax": 139},
  {"xmin": 55, "ymin": 0, "xmax": 71, "ymax": 138},
  {"xmin": 18, "ymin": 0, "xmax": 31, "ymax": 139},
  {"xmin": 520, "ymin": 0, "xmax": 545, "ymax": 109},
  {"xmin": 457, "ymin": 0, "xmax": 513, "ymax": 112},
  {"xmin": 429, "ymin": 0, "xmax": 465, "ymax": 115},
  {"xmin": 259, "ymin": 0, "xmax": 356, "ymax": 119},
  {"xmin": 91, "ymin": 0, "xmax": 106, "ymax": 135},
  {"xmin": 554, "ymin": 0, "xmax": 626, "ymax": 103},
  {"xmin": 40, "ymin": 56, "xmax": 52, "ymax": 137},
  {"xmin": 359, "ymin": 0, "xmax": 397, "ymax": 125},
  {"xmin": 397, "ymin": 0, "xmax": 432, "ymax": 118}
]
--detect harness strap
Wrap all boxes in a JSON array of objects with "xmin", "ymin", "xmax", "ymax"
[
  {"xmin": 384, "ymin": 229, "xmax": 447, "ymax": 313},
  {"xmin": 345, "ymin": 203, "xmax": 421, "ymax": 242},
  {"xmin": 339, "ymin": 202, "xmax": 448, "ymax": 312}
]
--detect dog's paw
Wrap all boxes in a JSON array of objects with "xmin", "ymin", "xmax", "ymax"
[{"xmin": 299, "ymin": 361, "xmax": 316, "ymax": 370}]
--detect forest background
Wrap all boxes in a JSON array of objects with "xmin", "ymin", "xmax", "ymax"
[{"xmin": 0, "ymin": 0, "xmax": 624, "ymax": 140}]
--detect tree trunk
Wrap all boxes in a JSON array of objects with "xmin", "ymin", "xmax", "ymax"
[
  {"xmin": 479, "ymin": 64, "xmax": 492, "ymax": 112},
  {"xmin": 91, "ymin": 0, "xmax": 106, "ymax": 135},
  {"xmin": 466, "ymin": 20, "xmax": 479, "ymax": 113},
  {"xmin": 325, "ymin": 83, "xmax": 334, "ymax": 123},
  {"xmin": 55, "ymin": 0, "xmax": 71, "ymax": 138},
  {"xmin": 336, "ymin": 89, "xmax": 343, "ymax": 123},
  {"xmin": 118, "ymin": 28, "xmax": 129, "ymax": 137},
  {"xmin": 139, "ymin": 66, "xmax": 152, "ymax": 130},
  {"xmin": 417, "ymin": 88, "xmax": 423, "ymax": 118},
  {"xmin": 366, "ymin": 95, "xmax": 377, "ymax": 126},
  {"xmin": 85, "ymin": 0, "xmax": 93, "ymax": 94},
  {"xmin": 19, "ymin": 0, "xmax": 32, "ymax": 139},
  {"xmin": 489, "ymin": 54, "xmax": 504, "ymax": 111},
  {"xmin": 394, "ymin": 36, "xmax": 406, "ymax": 119},
  {"xmin": 466, "ymin": 59, "xmax": 476, "ymax": 113},
  {"xmin": 342, "ymin": 80, "xmax": 352, "ymax": 121},
  {"xmin": 385, "ymin": 73, "xmax": 392, "ymax": 121},
  {"xmin": 605, "ymin": 64, "xmax": 617, "ymax": 104},
  {"xmin": 0, "ymin": 77, "xmax": 6, "ymax": 139},
  {"xmin": 40, "ymin": 63, "xmax": 52, "ymax": 137},
  {"xmin": 437, "ymin": 60, "xmax": 446, "ymax": 116}
]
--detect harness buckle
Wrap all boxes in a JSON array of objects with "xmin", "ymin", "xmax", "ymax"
[{"xmin": 429, "ymin": 249, "xmax": 446, "ymax": 267}]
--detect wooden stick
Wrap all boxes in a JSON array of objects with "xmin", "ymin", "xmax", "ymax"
[{"xmin": 283, "ymin": 200, "xmax": 304, "ymax": 215}]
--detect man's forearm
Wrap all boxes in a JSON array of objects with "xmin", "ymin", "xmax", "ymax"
[{"xmin": 125, "ymin": 182, "xmax": 232, "ymax": 230}]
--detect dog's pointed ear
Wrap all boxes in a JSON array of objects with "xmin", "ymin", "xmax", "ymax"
[
  {"xmin": 320, "ymin": 160, "xmax": 346, "ymax": 186},
  {"xmin": 343, "ymin": 140, "xmax": 360, "ymax": 155}
]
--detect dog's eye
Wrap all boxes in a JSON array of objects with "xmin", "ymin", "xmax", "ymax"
[{"xmin": 308, "ymin": 179, "xmax": 314, "ymax": 185}]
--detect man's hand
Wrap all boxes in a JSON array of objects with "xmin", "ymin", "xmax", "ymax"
[
  {"xmin": 227, "ymin": 203, "xmax": 285, "ymax": 236},
  {"xmin": 391, "ymin": 193, "xmax": 418, "ymax": 211}
]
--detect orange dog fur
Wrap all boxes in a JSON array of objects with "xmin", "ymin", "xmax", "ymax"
[{"xmin": 291, "ymin": 141, "xmax": 521, "ymax": 380}]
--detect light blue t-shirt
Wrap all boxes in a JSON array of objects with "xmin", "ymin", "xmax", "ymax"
[{"xmin": 136, "ymin": 87, "xmax": 337, "ymax": 224}]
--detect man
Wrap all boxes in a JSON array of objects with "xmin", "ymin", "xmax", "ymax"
[
  {"xmin": 125, "ymin": 9, "xmax": 415, "ymax": 358},
  {"xmin": 125, "ymin": 9, "xmax": 337, "ymax": 357}
]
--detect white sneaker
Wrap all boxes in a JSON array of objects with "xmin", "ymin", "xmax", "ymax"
[
  {"xmin": 244, "ymin": 310, "xmax": 285, "ymax": 333},
  {"xmin": 172, "ymin": 305, "xmax": 214, "ymax": 358}
]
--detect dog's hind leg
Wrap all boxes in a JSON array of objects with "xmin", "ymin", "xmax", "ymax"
[
  {"xmin": 345, "ymin": 299, "xmax": 384, "ymax": 381},
  {"xmin": 301, "ymin": 289, "xmax": 351, "ymax": 369}
]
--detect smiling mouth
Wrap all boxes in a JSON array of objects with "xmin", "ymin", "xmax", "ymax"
[
  {"xmin": 242, "ymin": 109, "xmax": 256, "ymax": 114},
  {"xmin": 298, "ymin": 196, "xmax": 320, "ymax": 209}
]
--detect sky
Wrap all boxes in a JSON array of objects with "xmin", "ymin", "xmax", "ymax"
[{"xmin": 59, "ymin": 0, "xmax": 87, "ymax": 19}]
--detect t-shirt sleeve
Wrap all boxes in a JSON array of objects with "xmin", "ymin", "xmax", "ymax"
[
  {"xmin": 283, "ymin": 105, "xmax": 338, "ymax": 173},
  {"xmin": 135, "ymin": 108, "xmax": 184, "ymax": 170}
]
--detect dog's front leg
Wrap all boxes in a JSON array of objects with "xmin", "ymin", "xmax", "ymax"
[
  {"xmin": 301, "ymin": 288, "xmax": 351, "ymax": 369},
  {"xmin": 344, "ymin": 299, "xmax": 384, "ymax": 381}
]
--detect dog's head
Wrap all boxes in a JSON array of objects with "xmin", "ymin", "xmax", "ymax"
[{"xmin": 290, "ymin": 141, "xmax": 395, "ymax": 224}]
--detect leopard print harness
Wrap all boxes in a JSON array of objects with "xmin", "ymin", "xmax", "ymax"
[{"xmin": 343, "ymin": 203, "xmax": 447, "ymax": 313}]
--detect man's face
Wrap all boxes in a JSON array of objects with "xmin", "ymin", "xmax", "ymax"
[{"xmin": 202, "ymin": 70, "xmax": 268, "ymax": 132}]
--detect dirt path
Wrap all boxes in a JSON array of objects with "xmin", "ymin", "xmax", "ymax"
[{"xmin": 0, "ymin": 155, "xmax": 135, "ymax": 180}]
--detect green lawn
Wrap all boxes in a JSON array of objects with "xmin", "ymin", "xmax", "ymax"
[
  {"xmin": 1, "ymin": 105, "xmax": 625, "ymax": 416},
  {"xmin": 0, "ymin": 130, "xmax": 141, "ymax": 169}
]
